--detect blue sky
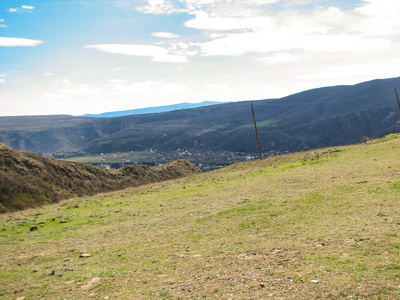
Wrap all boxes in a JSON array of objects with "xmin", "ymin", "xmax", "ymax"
[{"xmin": 1, "ymin": 0, "xmax": 400, "ymax": 116}]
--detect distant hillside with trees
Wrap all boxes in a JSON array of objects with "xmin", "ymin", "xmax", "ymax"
[{"xmin": 0, "ymin": 77, "xmax": 399, "ymax": 156}]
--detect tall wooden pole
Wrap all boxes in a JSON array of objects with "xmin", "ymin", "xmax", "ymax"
[
  {"xmin": 393, "ymin": 88, "xmax": 400, "ymax": 134},
  {"xmin": 251, "ymin": 102, "xmax": 263, "ymax": 160}
]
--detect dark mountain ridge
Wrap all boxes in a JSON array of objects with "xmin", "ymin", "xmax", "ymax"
[{"xmin": 0, "ymin": 76, "xmax": 399, "ymax": 155}]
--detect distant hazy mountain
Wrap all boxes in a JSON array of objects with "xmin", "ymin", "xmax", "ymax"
[
  {"xmin": 1, "ymin": 76, "xmax": 399, "ymax": 155},
  {"xmin": 81, "ymin": 101, "xmax": 225, "ymax": 118}
]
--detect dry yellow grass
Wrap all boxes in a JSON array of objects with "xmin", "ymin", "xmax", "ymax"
[{"xmin": 1, "ymin": 135, "xmax": 400, "ymax": 299}]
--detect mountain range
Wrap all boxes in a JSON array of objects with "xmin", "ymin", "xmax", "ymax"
[
  {"xmin": 0, "ymin": 76, "xmax": 399, "ymax": 156},
  {"xmin": 81, "ymin": 101, "xmax": 225, "ymax": 118}
]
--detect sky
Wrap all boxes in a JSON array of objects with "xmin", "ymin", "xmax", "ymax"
[{"xmin": 1, "ymin": 0, "xmax": 400, "ymax": 116}]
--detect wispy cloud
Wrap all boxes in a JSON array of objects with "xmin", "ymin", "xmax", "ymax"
[
  {"xmin": 7, "ymin": 5, "xmax": 35, "ymax": 13},
  {"xmin": 0, "ymin": 37, "xmax": 43, "ymax": 47},
  {"xmin": 151, "ymin": 31, "xmax": 180, "ymax": 39},
  {"xmin": 136, "ymin": 0, "xmax": 397, "ymax": 60},
  {"xmin": 136, "ymin": 0, "xmax": 184, "ymax": 15},
  {"xmin": 85, "ymin": 44, "xmax": 188, "ymax": 63},
  {"xmin": 44, "ymin": 84, "xmax": 104, "ymax": 98},
  {"xmin": 256, "ymin": 54, "xmax": 300, "ymax": 65},
  {"xmin": 185, "ymin": 15, "xmax": 272, "ymax": 31},
  {"xmin": 108, "ymin": 79, "xmax": 128, "ymax": 84},
  {"xmin": 0, "ymin": 19, "xmax": 7, "ymax": 28}
]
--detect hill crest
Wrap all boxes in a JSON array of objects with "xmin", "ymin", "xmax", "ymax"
[{"xmin": 0, "ymin": 143, "xmax": 202, "ymax": 213}]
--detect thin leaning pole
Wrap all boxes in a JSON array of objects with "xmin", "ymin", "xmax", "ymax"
[
  {"xmin": 393, "ymin": 88, "xmax": 400, "ymax": 134},
  {"xmin": 251, "ymin": 101, "xmax": 263, "ymax": 160}
]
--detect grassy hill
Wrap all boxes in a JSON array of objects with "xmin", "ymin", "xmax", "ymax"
[
  {"xmin": 1, "ymin": 135, "xmax": 400, "ymax": 299},
  {"xmin": 0, "ymin": 143, "xmax": 202, "ymax": 213}
]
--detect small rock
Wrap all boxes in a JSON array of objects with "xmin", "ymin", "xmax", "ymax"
[
  {"xmin": 30, "ymin": 225, "xmax": 38, "ymax": 232},
  {"xmin": 311, "ymin": 280, "xmax": 319, "ymax": 283},
  {"xmin": 260, "ymin": 283, "xmax": 266, "ymax": 288},
  {"xmin": 79, "ymin": 253, "xmax": 91, "ymax": 258},
  {"xmin": 91, "ymin": 277, "xmax": 101, "ymax": 284}
]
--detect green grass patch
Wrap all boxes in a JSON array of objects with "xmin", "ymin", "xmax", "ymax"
[{"xmin": 241, "ymin": 119, "xmax": 280, "ymax": 129}]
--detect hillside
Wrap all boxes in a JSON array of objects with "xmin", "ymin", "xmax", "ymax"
[
  {"xmin": 0, "ymin": 143, "xmax": 202, "ymax": 213},
  {"xmin": 0, "ymin": 135, "xmax": 399, "ymax": 299},
  {"xmin": 0, "ymin": 76, "xmax": 399, "ymax": 156}
]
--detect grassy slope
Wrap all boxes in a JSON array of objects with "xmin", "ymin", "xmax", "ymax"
[
  {"xmin": 0, "ymin": 142, "xmax": 202, "ymax": 213},
  {"xmin": 1, "ymin": 135, "xmax": 400, "ymax": 299}
]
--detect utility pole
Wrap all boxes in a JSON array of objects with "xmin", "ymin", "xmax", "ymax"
[
  {"xmin": 393, "ymin": 88, "xmax": 400, "ymax": 134},
  {"xmin": 251, "ymin": 102, "xmax": 263, "ymax": 160}
]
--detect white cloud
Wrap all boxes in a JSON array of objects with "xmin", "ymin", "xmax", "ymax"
[
  {"xmin": 44, "ymin": 84, "xmax": 104, "ymax": 99},
  {"xmin": 136, "ymin": 0, "xmax": 183, "ymax": 15},
  {"xmin": 85, "ymin": 44, "xmax": 188, "ymax": 63},
  {"xmin": 256, "ymin": 53, "xmax": 300, "ymax": 64},
  {"xmin": 160, "ymin": 82, "xmax": 189, "ymax": 92},
  {"xmin": 151, "ymin": 32, "xmax": 180, "ymax": 39},
  {"xmin": 0, "ymin": 37, "xmax": 43, "ymax": 47},
  {"xmin": 59, "ymin": 86, "xmax": 104, "ymax": 96},
  {"xmin": 299, "ymin": 60, "xmax": 400, "ymax": 82},
  {"xmin": 0, "ymin": 19, "xmax": 7, "ymax": 28},
  {"xmin": 43, "ymin": 93, "xmax": 69, "ymax": 99},
  {"xmin": 198, "ymin": 31, "xmax": 389, "ymax": 56},
  {"xmin": 112, "ymin": 81, "xmax": 162, "ymax": 95},
  {"xmin": 0, "ymin": 79, "xmax": 5, "ymax": 83},
  {"xmin": 44, "ymin": 72, "xmax": 55, "ymax": 76},
  {"xmin": 108, "ymin": 79, "xmax": 128, "ymax": 84},
  {"xmin": 205, "ymin": 83, "xmax": 229, "ymax": 90},
  {"xmin": 185, "ymin": 15, "xmax": 272, "ymax": 31},
  {"xmin": 0, "ymin": 74, "xmax": 6, "ymax": 77},
  {"xmin": 7, "ymin": 5, "xmax": 35, "ymax": 13},
  {"xmin": 355, "ymin": 0, "xmax": 400, "ymax": 36}
]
